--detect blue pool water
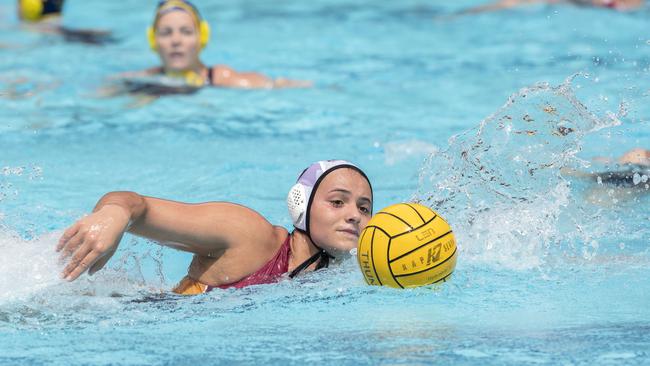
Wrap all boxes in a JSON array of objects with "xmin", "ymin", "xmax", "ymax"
[{"xmin": 1, "ymin": 0, "xmax": 650, "ymax": 364}]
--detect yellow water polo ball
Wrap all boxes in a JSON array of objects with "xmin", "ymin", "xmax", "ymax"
[{"xmin": 357, "ymin": 203, "xmax": 457, "ymax": 288}]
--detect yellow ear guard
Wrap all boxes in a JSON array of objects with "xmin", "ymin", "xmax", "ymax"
[
  {"xmin": 146, "ymin": 0, "xmax": 211, "ymax": 51},
  {"xmin": 18, "ymin": 0, "xmax": 63, "ymax": 21},
  {"xmin": 18, "ymin": 0, "xmax": 44, "ymax": 21}
]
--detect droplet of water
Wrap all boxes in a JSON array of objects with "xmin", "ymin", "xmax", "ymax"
[{"xmin": 590, "ymin": 240, "xmax": 599, "ymax": 250}]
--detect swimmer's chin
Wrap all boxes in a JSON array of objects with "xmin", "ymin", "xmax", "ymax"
[
  {"xmin": 327, "ymin": 242, "xmax": 358, "ymax": 258},
  {"xmin": 163, "ymin": 60, "xmax": 193, "ymax": 72}
]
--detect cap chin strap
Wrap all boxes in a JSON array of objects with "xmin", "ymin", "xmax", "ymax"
[{"xmin": 287, "ymin": 230, "xmax": 334, "ymax": 279}]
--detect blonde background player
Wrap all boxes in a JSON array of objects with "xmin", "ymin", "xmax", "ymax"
[
  {"xmin": 460, "ymin": 0, "xmax": 643, "ymax": 13},
  {"xmin": 117, "ymin": 0, "xmax": 310, "ymax": 90}
]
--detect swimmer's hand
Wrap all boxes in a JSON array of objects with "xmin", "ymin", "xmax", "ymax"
[
  {"xmin": 593, "ymin": 148, "xmax": 650, "ymax": 167},
  {"xmin": 272, "ymin": 78, "xmax": 313, "ymax": 89},
  {"xmin": 618, "ymin": 148, "xmax": 650, "ymax": 167},
  {"xmin": 56, "ymin": 205, "xmax": 130, "ymax": 281}
]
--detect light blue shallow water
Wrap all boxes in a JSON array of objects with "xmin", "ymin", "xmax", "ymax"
[{"xmin": 1, "ymin": 0, "xmax": 650, "ymax": 364}]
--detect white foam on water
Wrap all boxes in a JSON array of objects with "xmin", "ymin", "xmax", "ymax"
[
  {"xmin": 0, "ymin": 229, "xmax": 64, "ymax": 304},
  {"xmin": 0, "ymin": 227, "xmax": 166, "ymax": 309},
  {"xmin": 414, "ymin": 75, "xmax": 642, "ymax": 270}
]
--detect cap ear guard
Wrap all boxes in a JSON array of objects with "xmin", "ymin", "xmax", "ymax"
[
  {"xmin": 287, "ymin": 183, "xmax": 308, "ymax": 231},
  {"xmin": 287, "ymin": 160, "xmax": 372, "ymax": 236},
  {"xmin": 146, "ymin": 20, "xmax": 210, "ymax": 51},
  {"xmin": 199, "ymin": 20, "xmax": 210, "ymax": 49},
  {"xmin": 147, "ymin": 26, "xmax": 156, "ymax": 50},
  {"xmin": 19, "ymin": 0, "xmax": 44, "ymax": 21}
]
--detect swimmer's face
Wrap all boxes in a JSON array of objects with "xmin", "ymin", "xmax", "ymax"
[
  {"xmin": 155, "ymin": 10, "xmax": 201, "ymax": 71},
  {"xmin": 309, "ymin": 168, "xmax": 373, "ymax": 257}
]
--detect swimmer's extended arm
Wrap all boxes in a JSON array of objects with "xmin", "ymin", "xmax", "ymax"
[
  {"xmin": 458, "ymin": 0, "xmax": 560, "ymax": 14},
  {"xmin": 592, "ymin": 148, "xmax": 650, "ymax": 167},
  {"xmin": 618, "ymin": 148, "xmax": 650, "ymax": 166},
  {"xmin": 126, "ymin": 195, "xmax": 277, "ymax": 255},
  {"xmin": 210, "ymin": 65, "xmax": 312, "ymax": 89},
  {"xmin": 110, "ymin": 67, "xmax": 162, "ymax": 80},
  {"xmin": 57, "ymin": 191, "xmax": 277, "ymax": 281}
]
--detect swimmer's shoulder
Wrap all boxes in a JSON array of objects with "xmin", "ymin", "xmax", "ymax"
[
  {"xmin": 220, "ymin": 225, "xmax": 288, "ymax": 278},
  {"xmin": 272, "ymin": 225, "xmax": 290, "ymax": 246},
  {"xmin": 252, "ymin": 225, "xmax": 289, "ymax": 260},
  {"xmin": 217, "ymin": 203, "xmax": 288, "ymax": 250}
]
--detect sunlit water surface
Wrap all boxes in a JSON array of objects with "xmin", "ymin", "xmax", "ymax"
[{"xmin": 1, "ymin": 0, "xmax": 649, "ymax": 364}]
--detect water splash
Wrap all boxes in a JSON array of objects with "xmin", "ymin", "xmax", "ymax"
[
  {"xmin": 414, "ymin": 76, "xmax": 645, "ymax": 270},
  {"xmin": 0, "ymin": 230, "xmax": 63, "ymax": 303},
  {"xmin": 0, "ymin": 165, "xmax": 42, "ymax": 204},
  {"xmin": 0, "ymin": 228, "xmax": 169, "ymax": 311}
]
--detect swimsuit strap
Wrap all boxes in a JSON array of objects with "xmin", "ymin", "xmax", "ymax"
[
  {"xmin": 288, "ymin": 249, "xmax": 334, "ymax": 278},
  {"xmin": 206, "ymin": 66, "xmax": 214, "ymax": 85}
]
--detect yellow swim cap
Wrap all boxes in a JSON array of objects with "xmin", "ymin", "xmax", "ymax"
[
  {"xmin": 146, "ymin": 0, "xmax": 211, "ymax": 51},
  {"xmin": 18, "ymin": 0, "xmax": 63, "ymax": 22}
]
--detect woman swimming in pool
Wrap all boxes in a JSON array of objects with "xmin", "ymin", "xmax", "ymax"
[
  {"xmin": 460, "ymin": 0, "xmax": 643, "ymax": 14},
  {"xmin": 560, "ymin": 148, "xmax": 650, "ymax": 205},
  {"xmin": 115, "ymin": 0, "xmax": 309, "ymax": 94},
  {"xmin": 56, "ymin": 160, "xmax": 373, "ymax": 294}
]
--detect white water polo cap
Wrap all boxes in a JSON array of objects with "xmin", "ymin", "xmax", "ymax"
[{"xmin": 287, "ymin": 160, "xmax": 373, "ymax": 235}]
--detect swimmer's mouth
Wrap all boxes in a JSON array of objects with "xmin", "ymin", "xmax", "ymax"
[
  {"xmin": 339, "ymin": 228, "xmax": 359, "ymax": 237},
  {"xmin": 169, "ymin": 52, "xmax": 185, "ymax": 59}
]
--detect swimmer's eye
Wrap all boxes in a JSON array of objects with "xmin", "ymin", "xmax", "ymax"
[
  {"xmin": 180, "ymin": 27, "xmax": 195, "ymax": 36},
  {"xmin": 359, "ymin": 206, "xmax": 371, "ymax": 215},
  {"xmin": 157, "ymin": 28, "xmax": 173, "ymax": 37},
  {"xmin": 330, "ymin": 200, "xmax": 344, "ymax": 208}
]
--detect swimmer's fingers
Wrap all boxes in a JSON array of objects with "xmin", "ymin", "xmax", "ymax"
[
  {"xmin": 57, "ymin": 222, "xmax": 80, "ymax": 252},
  {"xmin": 62, "ymin": 245, "xmax": 93, "ymax": 280},
  {"xmin": 292, "ymin": 80, "xmax": 314, "ymax": 88},
  {"xmin": 88, "ymin": 249, "xmax": 116, "ymax": 276},
  {"xmin": 272, "ymin": 78, "xmax": 313, "ymax": 89},
  {"xmin": 58, "ymin": 227, "xmax": 87, "ymax": 260}
]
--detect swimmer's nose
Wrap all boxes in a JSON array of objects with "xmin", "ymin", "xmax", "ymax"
[
  {"xmin": 345, "ymin": 206, "xmax": 361, "ymax": 225},
  {"xmin": 170, "ymin": 31, "xmax": 183, "ymax": 46}
]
